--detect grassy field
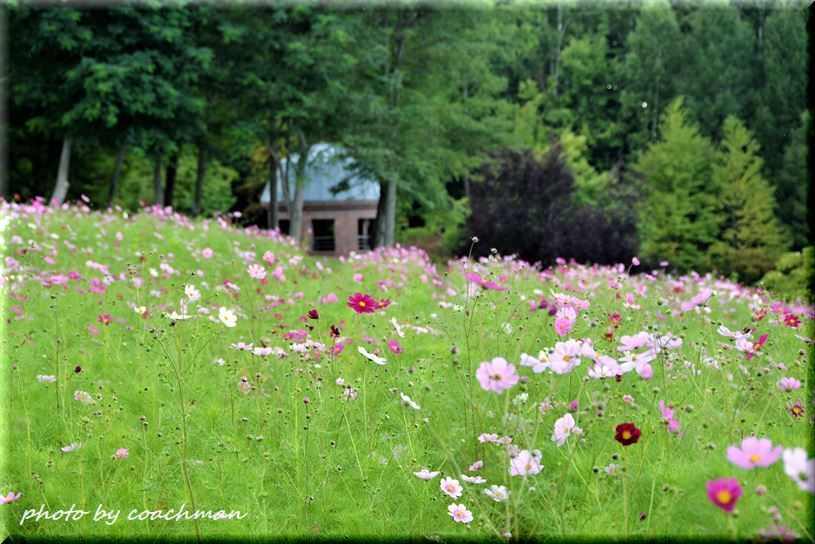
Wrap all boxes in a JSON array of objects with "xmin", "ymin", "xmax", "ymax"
[{"xmin": 1, "ymin": 199, "xmax": 813, "ymax": 541}]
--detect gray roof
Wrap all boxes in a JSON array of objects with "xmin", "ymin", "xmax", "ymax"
[{"xmin": 260, "ymin": 142, "xmax": 380, "ymax": 204}]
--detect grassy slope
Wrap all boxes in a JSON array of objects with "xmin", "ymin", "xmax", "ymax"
[{"xmin": 1, "ymin": 202, "xmax": 813, "ymax": 540}]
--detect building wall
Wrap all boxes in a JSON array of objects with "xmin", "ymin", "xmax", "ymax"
[{"xmin": 276, "ymin": 200, "xmax": 378, "ymax": 256}]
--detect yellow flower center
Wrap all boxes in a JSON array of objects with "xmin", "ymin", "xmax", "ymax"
[
  {"xmin": 716, "ymin": 490, "xmax": 732, "ymax": 504},
  {"xmin": 622, "ymin": 431, "xmax": 632, "ymax": 440},
  {"xmin": 359, "ymin": 301, "xmax": 366, "ymax": 307},
  {"xmin": 563, "ymin": 355, "xmax": 571, "ymax": 362},
  {"xmin": 749, "ymin": 453, "xmax": 761, "ymax": 464}
]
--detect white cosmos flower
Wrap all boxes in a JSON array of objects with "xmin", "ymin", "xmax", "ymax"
[
  {"xmin": 782, "ymin": 448, "xmax": 815, "ymax": 494},
  {"xmin": 185, "ymin": 284, "xmax": 201, "ymax": 302},
  {"xmin": 218, "ymin": 307, "xmax": 237, "ymax": 328},
  {"xmin": 61, "ymin": 442, "xmax": 81, "ymax": 452},
  {"xmin": 484, "ymin": 484, "xmax": 510, "ymax": 502},
  {"xmin": 358, "ymin": 345, "xmax": 386, "ymax": 365},
  {"xmin": 399, "ymin": 392, "xmax": 420, "ymax": 410}
]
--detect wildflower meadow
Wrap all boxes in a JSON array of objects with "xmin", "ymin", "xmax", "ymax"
[{"xmin": 1, "ymin": 198, "xmax": 813, "ymax": 541}]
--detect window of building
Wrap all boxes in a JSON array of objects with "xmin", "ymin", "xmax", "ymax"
[
  {"xmin": 312, "ymin": 219, "xmax": 335, "ymax": 252},
  {"xmin": 358, "ymin": 219, "xmax": 374, "ymax": 250}
]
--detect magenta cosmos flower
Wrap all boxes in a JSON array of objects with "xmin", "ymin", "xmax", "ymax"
[
  {"xmin": 706, "ymin": 478, "xmax": 742, "ymax": 513},
  {"xmin": 727, "ymin": 437, "xmax": 783, "ymax": 469},
  {"xmin": 347, "ymin": 292, "xmax": 377, "ymax": 314},
  {"xmin": 476, "ymin": 357, "xmax": 519, "ymax": 394},
  {"xmin": 387, "ymin": 339, "xmax": 403, "ymax": 354}
]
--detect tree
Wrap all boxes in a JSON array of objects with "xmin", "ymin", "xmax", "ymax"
[
  {"xmin": 620, "ymin": 0, "xmax": 683, "ymax": 151},
  {"xmin": 343, "ymin": 7, "xmax": 514, "ymax": 248},
  {"xmin": 774, "ymin": 112, "xmax": 811, "ymax": 249},
  {"xmin": 675, "ymin": 5, "xmax": 758, "ymax": 141},
  {"xmin": 710, "ymin": 116, "xmax": 789, "ymax": 282},
  {"xmin": 463, "ymin": 145, "xmax": 637, "ymax": 266},
  {"xmin": 753, "ymin": 6, "xmax": 808, "ymax": 178},
  {"xmin": 636, "ymin": 98, "xmax": 719, "ymax": 272}
]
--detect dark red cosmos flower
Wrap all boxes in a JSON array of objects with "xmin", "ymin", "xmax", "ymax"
[
  {"xmin": 330, "ymin": 324, "xmax": 341, "ymax": 338},
  {"xmin": 615, "ymin": 423, "xmax": 641, "ymax": 446},
  {"xmin": 347, "ymin": 293, "xmax": 377, "ymax": 314},
  {"xmin": 308, "ymin": 309, "xmax": 320, "ymax": 320},
  {"xmin": 783, "ymin": 314, "xmax": 800, "ymax": 328},
  {"xmin": 788, "ymin": 400, "xmax": 805, "ymax": 419}
]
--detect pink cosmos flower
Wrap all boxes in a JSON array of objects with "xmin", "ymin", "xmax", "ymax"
[
  {"xmin": 632, "ymin": 256, "xmax": 640, "ymax": 266},
  {"xmin": 202, "ymin": 248, "xmax": 213, "ymax": 259},
  {"xmin": 0, "ymin": 492, "xmax": 21, "ymax": 504},
  {"xmin": 509, "ymin": 449, "xmax": 543, "ymax": 476},
  {"xmin": 440, "ymin": 477, "xmax": 463, "ymax": 498},
  {"xmin": 727, "ymin": 437, "xmax": 782, "ymax": 469},
  {"xmin": 447, "ymin": 503, "xmax": 473, "ymax": 523},
  {"xmin": 551, "ymin": 413, "xmax": 581, "ymax": 447},
  {"xmin": 465, "ymin": 272, "xmax": 508, "ymax": 292},
  {"xmin": 520, "ymin": 352, "xmax": 549, "ymax": 373},
  {"xmin": 347, "ymin": 292, "xmax": 377, "ymax": 314},
  {"xmin": 476, "ymin": 357, "xmax": 519, "ymax": 394},
  {"xmin": 706, "ymin": 478, "xmax": 742, "ymax": 513},
  {"xmin": 469, "ymin": 460, "xmax": 484, "ymax": 471},
  {"xmin": 98, "ymin": 313, "xmax": 112, "ymax": 326},
  {"xmin": 353, "ymin": 273, "xmax": 364, "ymax": 283},
  {"xmin": 658, "ymin": 400, "xmax": 681, "ymax": 433},
  {"xmin": 247, "ymin": 264, "xmax": 266, "ymax": 280},
  {"xmin": 736, "ymin": 334, "xmax": 768, "ymax": 360},
  {"xmin": 618, "ymin": 332, "xmax": 650, "ymax": 352},
  {"xmin": 414, "ymin": 469, "xmax": 440, "ymax": 480},
  {"xmin": 549, "ymin": 340, "xmax": 590, "ymax": 374},
  {"xmin": 387, "ymin": 339, "xmax": 403, "ymax": 354},
  {"xmin": 114, "ymin": 448, "xmax": 129, "ymax": 460},
  {"xmin": 777, "ymin": 377, "xmax": 801, "ymax": 392}
]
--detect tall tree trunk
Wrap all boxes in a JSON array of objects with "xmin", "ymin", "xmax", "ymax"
[
  {"xmin": 384, "ymin": 179, "xmax": 397, "ymax": 246},
  {"xmin": 373, "ymin": 184, "xmax": 388, "ymax": 249},
  {"xmin": 266, "ymin": 144, "xmax": 279, "ymax": 230},
  {"xmin": 50, "ymin": 136, "xmax": 72, "ymax": 205},
  {"xmin": 289, "ymin": 127, "xmax": 310, "ymax": 244},
  {"xmin": 106, "ymin": 145, "xmax": 127, "ymax": 207},
  {"xmin": 192, "ymin": 145, "xmax": 206, "ymax": 217},
  {"xmin": 164, "ymin": 152, "xmax": 180, "ymax": 208},
  {"xmin": 153, "ymin": 155, "xmax": 164, "ymax": 205}
]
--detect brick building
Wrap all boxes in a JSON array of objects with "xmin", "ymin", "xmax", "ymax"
[{"xmin": 260, "ymin": 143, "xmax": 380, "ymax": 256}]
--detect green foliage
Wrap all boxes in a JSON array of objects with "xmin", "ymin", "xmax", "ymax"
[
  {"xmin": 636, "ymin": 98, "xmax": 719, "ymax": 272},
  {"xmin": 398, "ymin": 198, "xmax": 470, "ymax": 260},
  {"xmin": 117, "ymin": 148, "xmax": 237, "ymax": 214},
  {"xmin": 676, "ymin": 5, "xmax": 757, "ymax": 141},
  {"xmin": 710, "ymin": 116, "xmax": 789, "ymax": 283},
  {"xmin": 761, "ymin": 246, "xmax": 815, "ymax": 302},
  {"xmin": 620, "ymin": 0, "xmax": 683, "ymax": 151},
  {"xmin": 753, "ymin": 6, "xmax": 808, "ymax": 177},
  {"xmin": 775, "ymin": 112, "xmax": 811, "ymax": 250}
]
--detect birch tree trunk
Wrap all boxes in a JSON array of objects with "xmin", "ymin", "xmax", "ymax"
[
  {"xmin": 50, "ymin": 136, "xmax": 72, "ymax": 205},
  {"xmin": 106, "ymin": 145, "xmax": 127, "ymax": 207},
  {"xmin": 192, "ymin": 145, "xmax": 206, "ymax": 217}
]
